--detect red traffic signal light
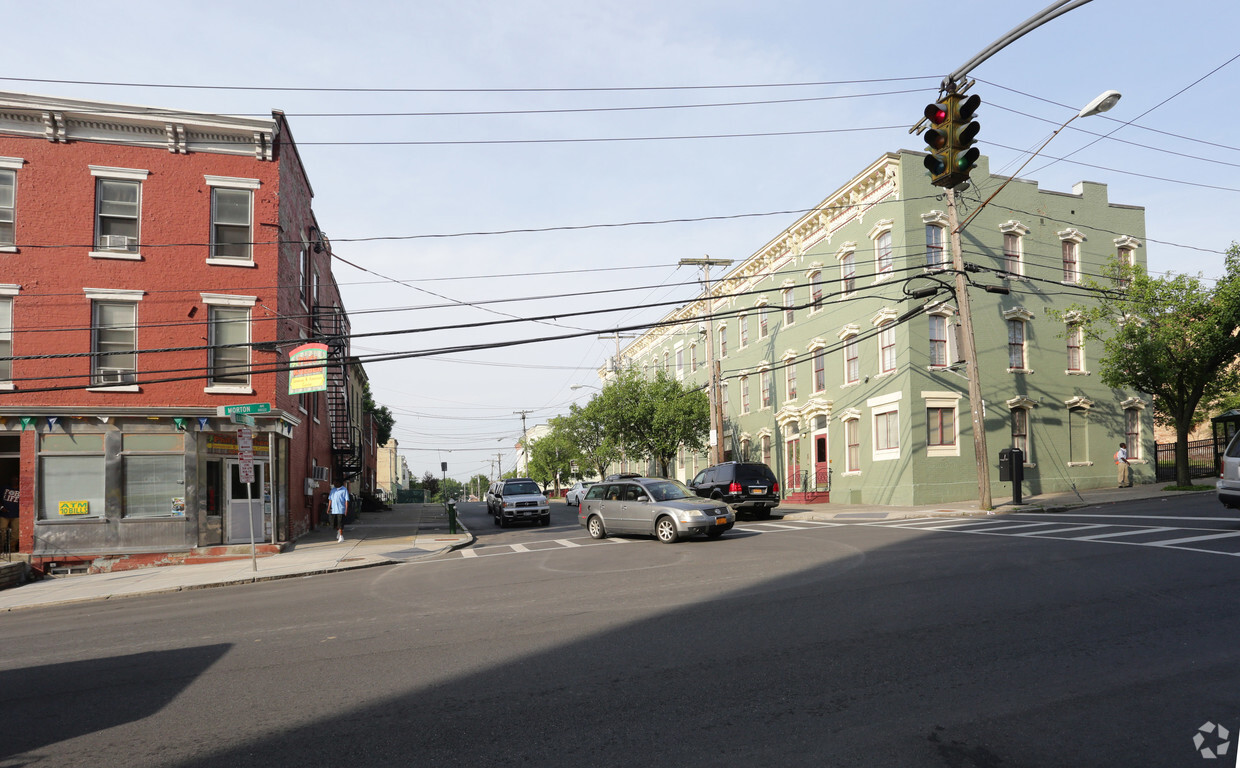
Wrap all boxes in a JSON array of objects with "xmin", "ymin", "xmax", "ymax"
[
  {"xmin": 922, "ymin": 102, "xmax": 951, "ymax": 180},
  {"xmin": 923, "ymin": 93, "xmax": 981, "ymax": 188}
]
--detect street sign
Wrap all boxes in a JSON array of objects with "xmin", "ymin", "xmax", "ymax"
[
  {"xmin": 230, "ymin": 413, "xmax": 257, "ymax": 427},
  {"xmin": 217, "ymin": 402, "xmax": 271, "ymax": 417},
  {"xmin": 237, "ymin": 428, "xmax": 255, "ymax": 483}
]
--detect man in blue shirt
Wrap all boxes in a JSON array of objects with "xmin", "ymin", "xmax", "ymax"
[{"xmin": 329, "ymin": 479, "xmax": 350, "ymax": 543}]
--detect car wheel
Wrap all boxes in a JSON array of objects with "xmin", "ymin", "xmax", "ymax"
[
  {"xmin": 655, "ymin": 516, "xmax": 679, "ymax": 544},
  {"xmin": 587, "ymin": 515, "xmax": 607, "ymax": 539},
  {"xmin": 498, "ymin": 514, "xmax": 507, "ymax": 528},
  {"xmin": 706, "ymin": 527, "xmax": 726, "ymax": 539},
  {"xmin": 492, "ymin": 512, "xmax": 500, "ymax": 526}
]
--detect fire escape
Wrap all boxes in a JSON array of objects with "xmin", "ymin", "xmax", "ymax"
[{"xmin": 313, "ymin": 303, "xmax": 362, "ymax": 482}]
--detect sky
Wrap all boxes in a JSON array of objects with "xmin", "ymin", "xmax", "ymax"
[{"xmin": 5, "ymin": 0, "xmax": 1239, "ymax": 482}]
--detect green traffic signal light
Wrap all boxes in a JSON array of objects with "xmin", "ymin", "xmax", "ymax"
[{"xmin": 923, "ymin": 92, "xmax": 982, "ymax": 188}]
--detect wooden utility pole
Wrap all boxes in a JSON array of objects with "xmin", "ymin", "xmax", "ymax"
[
  {"xmin": 679, "ymin": 257, "xmax": 733, "ymax": 465},
  {"xmin": 947, "ymin": 187, "xmax": 992, "ymax": 510}
]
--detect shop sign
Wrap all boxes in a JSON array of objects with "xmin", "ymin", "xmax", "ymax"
[
  {"xmin": 58, "ymin": 500, "xmax": 90, "ymax": 516},
  {"xmin": 288, "ymin": 343, "xmax": 329, "ymax": 395}
]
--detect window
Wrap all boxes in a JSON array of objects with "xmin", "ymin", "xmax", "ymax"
[
  {"xmin": 0, "ymin": 165, "xmax": 15, "ymax": 248},
  {"xmin": 875, "ymin": 230, "xmax": 893, "ymax": 276},
  {"xmin": 761, "ymin": 434, "xmax": 772, "ymax": 465},
  {"xmin": 927, "ymin": 407, "xmax": 955, "ymax": 448},
  {"xmin": 299, "ymin": 248, "xmax": 310, "ymax": 306},
  {"xmin": 95, "ymin": 178, "xmax": 140, "ymax": 253},
  {"xmin": 844, "ymin": 338, "xmax": 859, "ymax": 385},
  {"xmin": 721, "ymin": 382, "xmax": 729, "ymax": 414},
  {"xmin": 663, "ymin": 351, "xmax": 670, "ymax": 373},
  {"xmin": 38, "ymin": 433, "xmax": 105, "ymax": 520},
  {"xmin": 206, "ymin": 176, "xmax": 259, "ymax": 263},
  {"xmin": 740, "ymin": 375, "xmax": 750, "ymax": 414},
  {"xmin": 759, "ymin": 306, "xmax": 769, "ymax": 338},
  {"xmin": 783, "ymin": 287, "xmax": 795, "ymax": 326},
  {"xmin": 1125, "ymin": 407, "xmax": 1141, "ymax": 460},
  {"xmin": 874, "ymin": 409, "xmax": 899, "ymax": 452},
  {"xmin": 844, "ymin": 418, "xmax": 860, "ymax": 473},
  {"xmin": 1069, "ymin": 407, "xmax": 1089, "ymax": 464},
  {"xmin": 122, "ymin": 433, "xmax": 185, "ymax": 519},
  {"xmin": 718, "ymin": 326, "xmax": 728, "ymax": 359},
  {"xmin": 878, "ymin": 323, "xmax": 896, "ymax": 374},
  {"xmin": 0, "ymin": 295, "xmax": 11, "ymax": 384},
  {"xmin": 740, "ymin": 437, "xmax": 751, "ymax": 462},
  {"xmin": 1008, "ymin": 319, "xmax": 1026, "ymax": 370},
  {"xmin": 1000, "ymin": 221, "xmax": 1029, "ymax": 276},
  {"xmin": 739, "ymin": 314, "xmax": 748, "ymax": 347},
  {"xmin": 841, "ymin": 252, "xmax": 856, "ymax": 296},
  {"xmin": 929, "ymin": 314, "xmax": 949, "ymax": 368},
  {"xmin": 91, "ymin": 299, "xmax": 139, "ymax": 387},
  {"xmin": 1059, "ymin": 229, "xmax": 1085, "ymax": 284},
  {"xmin": 208, "ymin": 305, "xmax": 251, "ymax": 388},
  {"xmin": 813, "ymin": 350, "xmax": 826, "ymax": 392},
  {"xmin": 760, "ymin": 369, "xmax": 773, "ymax": 408},
  {"xmin": 1115, "ymin": 237, "xmax": 1140, "ymax": 289},
  {"xmin": 1012, "ymin": 408, "xmax": 1029, "ymax": 457},
  {"xmin": 925, "ymin": 225, "xmax": 945, "ymax": 268},
  {"xmin": 809, "ymin": 271, "xmax": 823, "ymax": 310},
  {"xmin": 1066, "ymin": 324, "xmax": 1084, "ymax": 372},
  {"xmin": 786, "ymin": 360, "xmax": 798, "ymax": 401},
  {"xmin": 690, "ymin": 343, "xmax": 698, "ymax": 371},
  {"xmin": 675, "ymin": 348, "xmax": 684, "ymax": 377}
]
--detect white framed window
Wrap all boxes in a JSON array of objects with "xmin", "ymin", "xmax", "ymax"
[
  {"xmin": 1059, "ymin": 228, "xmax": 1085, "ymax": 284},
  {"xmin": 758, "ymin": 305, "xmax": 770, "ymax": 338},
  {"xmin": 203, "ymin": 293, "xmax": 257, "ymax": 393},
  {"xmin": 842, "ymin": 412, "xmax": 861, "ymax": 474},
  {"xmin": 1000, "ymin": 221, "xmax": 1029, "ymax": 277},
  {"xmin": 1008, "ymin": 319, "xmax": 1026, "ymax": 370},
  {"xmin": 0, "ymin": 156, "xmax": 21, "ymax": 250},
  {"xmin": 760, "ymin": 368, "xmax": 773, "ymax": 409},
  {"xmin": 813, "ymin": 348, "xmax": 826, "ymax": 393},
  {"xmin": 869, "ymin": 392, "xmax": 901, "ymax": 462},
  {"xmin": 878, "ymin": 323, "xmax": 896, "ymax": 375},
  {"xmin": 721, "ymin": 382, "xmax": 729, "ymax": 414},
  {"xmin": 782, "ymin": 286, "xmax": 795, "ymax": 326},
  {"xmin": 1114, "ymin": 235, "xmax": 1140, "ymax": 289},
  {"xmin": 690, "ymin": 342, "xmax": 698, "ymax": 371},
  {"xmin": 675, "ymin": 347, "xmax": 684, "ymax": 378},
  {"xmin": 837, "ymin": 243, "xmax": 857, "ymax": 298},
  {"xmin": 299, "ymin": 247, "xmax": 311, "ymax": 307},
  {"xmin": 1066, "ymin": 322, "xmax": 1085, "ymax": 373},
  {"xmin": 785, "ymin": 356, "xmax": 798, "ymax": 401},
  {"xmin": 925, "ymin": 225, "xmax": 946, "ymax": 268},
  {"xmin": 85, "ymin": 288, "xmax": 144, "ymax": 390},
  {"xmin": 91, "ymin": 166, "xmax": 148, "ymax": 259},
  {"xmin": 839, "ymin": 325, "xmax": 861, "ymax": 386},
  {"xmin": 718, "ymin": 325, "xmax": 728, "ymax": 359},
  {"xmin": 1125, "ymin": 405, "xmax": 1142, "ymax": 460},
  {"xmin": 1068, "ymin": 405, "xmax": 1091, "ymax": 465},
  {"xmin": 206, "ymin": 176, "xmax": 260, "ymax": 265},
  {"xmin": 923, "ymin": 392, "xmax": 961, "ymax": 458},
  {"xmin": 0, "ymin": 285, "xmax": 16, "ymax": 387},
  {"xmin": 740, "ymin": 375, "xmax": 750, "ymax": 414},
  {"xmin": 870, "ymin": 221, "xmax": 894, "ymax": 279},
  {"xmin": 761, "ymin": 433, "xmax": 772, "ymax": 465},
  {"xmin": 739, "ymin": 314, "xmax": 749, "ymax": 347},
  {"xmin": 808, "ymin": 270, "xmax": 823, "ymax": 311},
  {"xmin": 928, "ymin": 313, "xmax": 950, "ymax": 368},
  {"xmin": 1012, "ymin": 407, "xmax": 1030, "ymax": 459}
]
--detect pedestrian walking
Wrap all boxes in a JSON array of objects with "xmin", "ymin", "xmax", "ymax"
[
  {"xmin": 1115, "ymin": 442, "xmax": 1132, "ymax": 488},
  {"xmin": 1, "ymin": 474, "xmax": 18, "ymax": 553},
  {"xmin": 329, "ymin": 478, "xmax": 350, "ymax": 542}
]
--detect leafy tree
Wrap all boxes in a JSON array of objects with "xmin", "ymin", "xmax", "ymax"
[
  {"xmin": 420, "ymin": 471, "xmax": 441, "ymax": 500},
  {"xmin": 361, "ymin": 380, "xmax": 396, "ymax": 444},
  {"xmin": 468, "ymin": 473, "xmax": 491, "ymax": 500},
  {"xmin": 559, "ymin": 403, "xmax": 621, "ymax": 480},
  {"xmin": 527, "ymin": 428, "xmax": 578, "ymax": 495},
  {"xmin": 1058, "ymin": 244, "xmax": 1240, "ymax": 486},
  {"xmin": 597, "ymin": 368, "xmax": 709, "ymax": 477},
  {"xmin": 439, "ymin": 477, "xmax": 464, "ymax": 503}
]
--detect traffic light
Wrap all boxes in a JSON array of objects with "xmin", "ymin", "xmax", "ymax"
[{"xmin": 922, "ymin": 92, "xmax": 981, "ymax": 188}]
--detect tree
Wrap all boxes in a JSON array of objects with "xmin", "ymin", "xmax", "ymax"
[
  {"xmin": 1058, "ymin": 244, "xmax": 1240, "ymax": 486},
  {"xmin": 361, "ymin": 380, "xmax": 396, "ymax": 445},
  {"xmin": 419, "ymin": 471, "xmax": 441, "ymax": 500},
  {"xmin": 597, "ymin": 368, "xmax": 709, "ymax": 477},
  {"xmin": 559, "ymin": 403, "xmax": 621, "ymax": 480},
  {"xmin": 527, "ymin": 428, "xmax": 578, "ymax": 496},
  {"xmin": 468, "ymin": 473, "xmax": 491, "ymax": 500}
]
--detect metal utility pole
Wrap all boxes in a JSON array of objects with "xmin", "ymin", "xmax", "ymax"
[
  {"xmin": 514, "ymin": 410, "xmax": 532, "ymax": 475},
  {"xmin": 946, "ymin": 188, "xmax": 992, "ymax": 510},
  {"xmin": 680, "ymin": 256, "xmax": 733, "ymax": 465}
]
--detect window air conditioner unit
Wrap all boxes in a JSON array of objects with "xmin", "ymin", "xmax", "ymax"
[
  {"xmin": 99, "ymin": 234, "xmax": 135, "ymax": 251},
  {"xmin": 304, "ymin": 478, "xmax": 317, "ymax": 496},
  {"xmin": 95, "ymin": 368, "xmax": 136, "ymax": 385},
  {"xmin": 311, "ymin": 465, "xmax": 330, "ymax": 482}
]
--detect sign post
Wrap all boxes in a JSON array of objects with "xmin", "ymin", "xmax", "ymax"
[{"xmin": 237, "ymin": 427, "xmax": 258, "ymax": 572}]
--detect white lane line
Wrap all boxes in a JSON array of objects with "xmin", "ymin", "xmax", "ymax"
[
  {"xmin": 1152, "ymin": 530, "xmax": 1240, "ymax": 547},
  {"xmin": 960, "ymin": 522, "xmax": 1064, "ymax": 533},
  {"xmin": 510, "ymin": 543, "xmax": 530, "ymax": 552},
  {"xmin": 460, "ymin": 549, "xmax": 478, "ymax": 558},
  {"xmin": 1013, "ymin": 524, "xmax": 1109, "ymax": 537},
  {"xmin": 1075, "ymin": 527, "xmax": 1178, "ymax": 540},
  {"xmin": 747, "ymin": 523, "xmax": 808, "ymax": 531},
  {"xmin": 556, "ymin": 539, "xmax": 581, "ymax": 548}
]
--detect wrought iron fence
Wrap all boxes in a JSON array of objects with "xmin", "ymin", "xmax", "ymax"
[{"xmin": 1154, "ymin": 438, "xmax": 1219, "ymax": 482}]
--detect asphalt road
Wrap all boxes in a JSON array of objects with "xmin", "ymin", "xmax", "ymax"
[{"xmin": 3, "ymin": 493, "xmax": 1238, "ymax": 767}]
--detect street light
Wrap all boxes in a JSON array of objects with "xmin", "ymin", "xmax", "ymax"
[
  {"xmin": 570, "ymin": 384, "xmax": 600, "ymax": 391},
  {"xmin": 947, "ymin": 88, "xmax": 1119, "ymax": 511},
  {"xmin": 956, "ymin": 89, "xmax": 1120, "ymax": 233}
]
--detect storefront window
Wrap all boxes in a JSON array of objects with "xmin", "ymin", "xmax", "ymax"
[
  {"xmin": 39, "ymin": 433, "xmax": 106, "ymax": 520},
  {"xmin": 122, "ymin": 433, "xmax": 185, "ymax": 518}
]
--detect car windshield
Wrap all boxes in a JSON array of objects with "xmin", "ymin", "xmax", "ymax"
[
  {"xmin": 643, "ymin": 480, "xmax": 695, "ymax": 502},
  {"xmin": 504, "ymin": 481, "xmax": 541, "ymax": 495},
  {"xmin": 736, "ymin": 464, "xmax": 776, "ymax": 483}
]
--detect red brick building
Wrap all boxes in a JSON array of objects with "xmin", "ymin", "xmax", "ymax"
[{"xmin": 0, "ymin": 91, "xmax": 373, "ymax": 573}]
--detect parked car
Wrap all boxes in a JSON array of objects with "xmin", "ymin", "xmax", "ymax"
[
  {"xmin": 688, "ymin": 462, "xmax": 781, "ymax": 518},
  {"xmin": 485, "ymin": 481, "xmax": 502, "ymax": 515},
  {"xmin": 565, "ymin": 481, "xmax": 596, "ymax": 507},
  {"xmin": 492, "ymin": 478, "xmax": 551, "ymax": 527},
  {"xmin": 1218, "ymin": 432, "xmax": 1240, "ymax": 508},
  {"xmin": 578, "ymin": 476, "xmax": 734, "ymax": 543}
]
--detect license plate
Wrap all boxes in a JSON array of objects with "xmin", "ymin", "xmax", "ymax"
[
  {"xmin": 715, "ymin": 517, "xmax": 728, "ymax": 525},
  {"xmin": 751, "ymin": 487, "xmax": 766, "ymax": 494}
]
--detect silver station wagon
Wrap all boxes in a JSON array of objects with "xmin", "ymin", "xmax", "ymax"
[{"xmin": 578, "ymin": 475, "xmax": 734, "ymax": 543}]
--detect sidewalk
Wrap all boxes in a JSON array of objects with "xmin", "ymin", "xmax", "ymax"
[
  {"xmin": 0, "ymin": 482, "xmax": 1207, "ymax": 612},
  {"xmin": 0, "ymin": 503, "xmax": 474, "ymax": 613}
]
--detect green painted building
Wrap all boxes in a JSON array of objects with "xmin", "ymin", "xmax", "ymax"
[{"xmin": 616, "ymin": 151, "xmax": 1150, "ymax": 506}]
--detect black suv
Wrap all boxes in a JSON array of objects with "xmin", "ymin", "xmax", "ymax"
[{"xmin": 688, "ymin": 462, "xmax": 780, "ymax": 518}]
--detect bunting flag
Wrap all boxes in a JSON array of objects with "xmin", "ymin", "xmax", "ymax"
[
  {"xmin": 47, "ymin": 417, "xmax": 59, "ymax": 430},
  {"xmin": 98, "ymin": 416, "xmax": 111, "ymax": 424},
  {"xmin": 197, "ymin": 417, "xmax": 209, "ymax": 431},
  {"xmin": 173, "ymin": 417, "xmax": 186, "ymax": 430},
  {"xmin": 20, "ymin": 416, "xmax": 33, "ymax": 430}
]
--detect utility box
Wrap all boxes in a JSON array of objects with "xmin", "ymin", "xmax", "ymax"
[{"xmin": 999, "ymin": 448, "xmax": 1024, "ymax": 485}]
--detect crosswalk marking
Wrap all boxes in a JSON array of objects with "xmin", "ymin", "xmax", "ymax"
[
  {"xmin": 555, "ymin": 539, "xmax": 581, "ymax": 548},
  {"xmin": 1075, "ymin": 527, "xmax": 1178, "ymax": 540},
  {"xmin": 1012, "ymin": 524, "xmax": 1109, "ymax": 536},
  {"xmin": 1151, "ymin": 530, "xmax": 1240, "ymax": 547}
]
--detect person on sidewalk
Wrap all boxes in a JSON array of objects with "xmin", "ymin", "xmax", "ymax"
[
  {"xmin": 1115, "ymin": 442, "xmax": 1132, "ymax": 488},
  {"xmin": 1, "ymin": 474, "xmax": 18, "ymax": 553},
  {"xmin": 329, "ymin": 478, "xmax": 350, "ymax": 543}
]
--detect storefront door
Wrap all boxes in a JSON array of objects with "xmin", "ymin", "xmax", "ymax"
[
  {"xmin": 814, "ymin": 431, "xmax": 830, "ymax": 491},
  {"xmin": 226, "ymin": 460, "xmax": 265, "ymax": 545}
]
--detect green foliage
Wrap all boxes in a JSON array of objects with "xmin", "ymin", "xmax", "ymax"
[
  {"xmin": 419, "ymin": 471, "xmax": 441, "ymax": 500},
  {"xmin": 527, "ymin": 428, "xmax": 577, "ymax": 492},
  {"xmin": 1056, "ymin": 243, "xmax": 1240, "ymax": 485},
  {"xmin": 361, "ymin": 380, "xmax": 396, "ymax": 445},
  {"xmin": 595, "ymin": 368, "xmax": 709, "ymax": 477},
  {"xmin": 558, "ymin": 401, "xmax": 621, "ymax": 480}
]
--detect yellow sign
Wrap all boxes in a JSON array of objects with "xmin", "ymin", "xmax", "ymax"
[
  {"xmin": 59, "ymin": 500, "xmax": 90, "ymax": 516},
  {"xmin": 289, "ymin": 343, "xmax": 329, "ymax": 395}
]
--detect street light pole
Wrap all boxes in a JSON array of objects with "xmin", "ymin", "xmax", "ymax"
[{"xmin": 680, "ymin": 256, "xmax": 733, "ymax": 465}]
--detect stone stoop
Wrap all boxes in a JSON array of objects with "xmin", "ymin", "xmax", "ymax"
[{"xmin": 0, "ymin": 559, "xmax": 30, "ymax": 590}]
